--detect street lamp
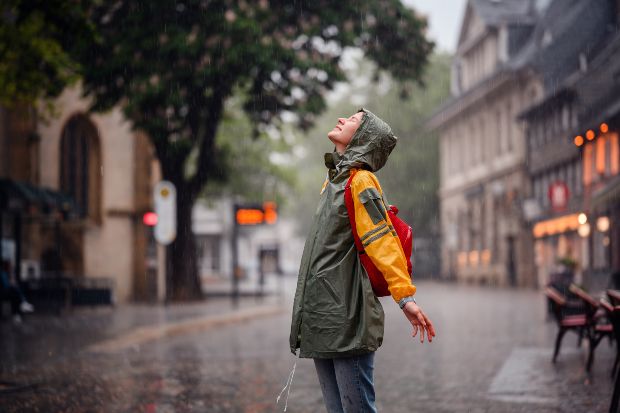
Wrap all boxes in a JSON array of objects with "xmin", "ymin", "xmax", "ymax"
[
  {"xmin": 596, "ymin": 216, "xmax": 610, "ymax": 232},
  {"xmin": 578, "ymin": 213, "xmax": 587, "ymax": 225},
  {"xmin": 578, "ymin": 223, "xmax": 591, "ymax": 238}
]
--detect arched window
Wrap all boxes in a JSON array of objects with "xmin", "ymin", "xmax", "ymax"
[{"xmin": 59, "ymin": 114, "xmax": 102, "ymax": 223}]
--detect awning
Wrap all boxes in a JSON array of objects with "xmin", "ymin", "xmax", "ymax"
[
  {"xmin": 591, "ymin": 174, "xmax": 620, "ymax": 212},
  {"xmin": 532, "ymin": 213, "xmax": 580, "ymax": 239},
  {"xmin": 0, "ymin": 179, "xmax": 77, "ymax": 217}
]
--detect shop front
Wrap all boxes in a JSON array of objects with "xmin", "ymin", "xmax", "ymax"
[{"xmin": 532, "ymin": 213, "xmax": 586, "ymax": 288}]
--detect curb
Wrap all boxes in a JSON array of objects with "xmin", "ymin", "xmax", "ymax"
[{"xmin": 86, "ymin": 304, "xmax": 285, "ymax": 354}]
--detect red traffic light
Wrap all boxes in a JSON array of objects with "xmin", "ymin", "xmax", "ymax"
[{"xmin": 143, "ymin": 212, "xmax": 158, "ymax": 226}]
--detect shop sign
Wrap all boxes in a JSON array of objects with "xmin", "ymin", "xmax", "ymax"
[{"xmin": 548, "ymin": 181, "xmax": 570, "ymax": 212}]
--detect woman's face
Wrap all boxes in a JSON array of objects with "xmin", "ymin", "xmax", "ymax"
[{"xmin": 327, "ymin": 112, "xmax": 364, "ymax": 150}]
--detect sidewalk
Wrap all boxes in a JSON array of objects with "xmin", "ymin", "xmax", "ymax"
[{"xmin": 0, "ymin": 286, "xmax": 290, "ymax": 375}]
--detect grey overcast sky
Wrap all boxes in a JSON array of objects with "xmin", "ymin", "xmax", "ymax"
[{"xmin": 403, "ymin": 0, "xmax": 467, "ymax": 53}]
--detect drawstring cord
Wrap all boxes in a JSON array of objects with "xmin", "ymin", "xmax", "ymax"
[{"xmin": 276, "ymin": 360, "xmax": 297, "ymax": 412}]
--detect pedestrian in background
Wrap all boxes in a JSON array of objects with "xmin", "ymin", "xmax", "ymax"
[
  {"xmin": 1, "ymin": 259, "xmax": 34, "ymax": 324},
  {"xmin": 288, "ymin": 108, "xmax": 435, "ymax": 412}
]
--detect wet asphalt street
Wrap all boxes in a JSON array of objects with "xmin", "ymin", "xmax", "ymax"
[{"xmin": 0, "ymin": 279, "xmax": 616, "ymax": 413}]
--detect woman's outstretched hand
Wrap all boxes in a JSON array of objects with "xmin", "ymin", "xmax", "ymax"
[{"xmin": 402, "ymin": 302, "xmax": 436, "ymax": 343}]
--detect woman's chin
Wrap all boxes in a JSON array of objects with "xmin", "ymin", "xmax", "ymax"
[{"xmin": 327, "ymin": 130, "xmax": 340, "ymax": 141}]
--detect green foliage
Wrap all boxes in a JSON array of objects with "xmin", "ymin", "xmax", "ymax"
[
  {"xmin": 73, "ymin": 0, "xmax": 433, "ymax": 297},
  {"xmin": 292, "ymin": 53, "xmax": 451, "ymax": 237},
  {"xmin": 78, "ymin": 0, "xmax": 433, "ymax": 196},
  {"xmin": 370, "ymin": 53, "xmax": 451, "ymax": 236},
  {"xmin": 200, "ymin": 95, "xmax": 297, "ymax": 208},
  {"xmin": 0, "ymin": 0, "xmax": 93, "ymax": 106}
]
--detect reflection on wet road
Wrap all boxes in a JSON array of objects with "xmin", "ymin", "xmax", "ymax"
[{"xmin": 0, "ymin": 280, "xmax": 615, "ymax": 412}]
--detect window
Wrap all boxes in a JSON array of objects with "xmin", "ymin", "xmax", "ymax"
[
  {"xmin": 575, "ymin": 160, "xmax": 583, "ymax": 195},
  {"xmin": 596, "ymin": 135, "xmax": 607, "ymax": 176},
  {"xmin": 507, "ymin": 103, "xmax": 513, "ymax": 153},
  {"xmin": 583, "ymin": 142, "xmax": 593, "ymax": 187},
  {"xmin": 59, "ymin": 114, "xmax": 102, "ymax": 222},
  {"xmin": 562, "ymin": 105, "xmax": 570, "ymax": 131},
  {"xmin": 496, "ymin": 109, "xmax": 503, "ymax": 155},
  {"xmin": 611, "ymin": 132, "xmax": 619, "ymax": 175},
  {"xmin": 197, "ymin": 234, "xmax": 221, "ymax": 275}
]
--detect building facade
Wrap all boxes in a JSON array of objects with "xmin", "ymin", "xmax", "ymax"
[
  {"xmin": 429, "ymin": 0, "xmax": 544, "ymax": 286},
  {"xmin": 0, "ymin": 86, "xmax": 162, "ymax": 304},
  {"xmin": 520, "ymin": 0, "xmax": 619, "ymax": 288},
  {"xmin": 430, "ymin": 0, "xmax": 617, "ymax": 288}
]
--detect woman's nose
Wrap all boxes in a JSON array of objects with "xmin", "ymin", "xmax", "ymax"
[{"xmin": 337, "ymin": 118, "xmax": 345, "ymax": 124}]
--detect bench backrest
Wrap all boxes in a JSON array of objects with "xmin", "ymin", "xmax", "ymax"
[
  {"xmin": 545, "ymin": 286, "xmax": 567, "ymax": 324},
  {"xmin": 569, "ymin": 284, "xmax": 599, "ymax": 319},
  {"xmin": 608, "ymin": 290, "xmax": 620, "ymax": 306}
]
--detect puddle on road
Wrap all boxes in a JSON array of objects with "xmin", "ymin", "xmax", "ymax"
[{"xmin": 487, "ymin": 347, "xmax": 580, "ymax": 406}]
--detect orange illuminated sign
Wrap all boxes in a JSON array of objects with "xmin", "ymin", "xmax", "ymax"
[
  {"xmin": 263, "ymin": 202, "xmax": 278, "ymax": 224},
  {"xmin": 236, "ymin": 208, "xmax": 264, "ymax": 225},
  {"xmin": 235, "ymin": 202, "xmax": 278, "ymax": 225},
  {"xmin": 532, "ymin": 214, "xmax": 580, "ymax": 238}
]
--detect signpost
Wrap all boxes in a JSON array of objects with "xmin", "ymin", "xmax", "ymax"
[
  {"xmin": 154, "ymin": 181, "xmax": 177, "ymax": 245},
  {"xmin": 154, "ymin": 181, "xmax": 176, "ymax": 302}
]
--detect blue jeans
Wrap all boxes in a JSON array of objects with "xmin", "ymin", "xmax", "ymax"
[{"xmin": 313, "ymin": 352, "xmax": 377, "ymax": 413}]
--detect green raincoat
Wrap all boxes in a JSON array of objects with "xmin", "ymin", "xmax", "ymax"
[{"xmin": 289, "ymin": 108, "xmax": 408, "ymax": 359}]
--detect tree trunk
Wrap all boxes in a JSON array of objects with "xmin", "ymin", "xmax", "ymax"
[{"xmin": 168, "ymin": 183, "xmax": 202, "ymax": 301}]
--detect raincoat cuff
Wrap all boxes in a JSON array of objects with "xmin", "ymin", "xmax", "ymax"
[{"xmin": 398, "ymin": 295, "xmax": 417, "ymax": 309}]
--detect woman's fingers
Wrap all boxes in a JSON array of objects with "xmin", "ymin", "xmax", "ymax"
[{"xmin": 426, "ymin": 318, "xmax": 436, "ymax": 338}]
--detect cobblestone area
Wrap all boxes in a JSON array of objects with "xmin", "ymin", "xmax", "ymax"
[{"xmin": 0, "ymin": 280, "xmax": 616, "ymax": 412}]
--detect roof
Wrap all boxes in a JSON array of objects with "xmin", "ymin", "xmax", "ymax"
[
  {"xmin": 511, "ymin": 0, "xmax": 615, "ymax": 90},
  {"xmin": 572, "ymin": 32, "xmax": 620, "ymax": 128},
  {"xmin": 429, "ymin": 0, "xmax": 615, "ymax": 129},
  {"xmin": 517, "ymin": 2, "xmax": 618, "ymax": 125},
  {"xmin": 470, "ymin": 0, "xmax": 538, "ymax": 26}
]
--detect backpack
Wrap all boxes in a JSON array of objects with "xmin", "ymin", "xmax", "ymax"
[{"xmin": 344, "ymin": 170, "xmax": 413, "ymax": 297}]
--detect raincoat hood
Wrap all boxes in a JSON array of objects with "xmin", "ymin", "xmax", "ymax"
[{"xmin": 339, "ymin": 108, "xmax": 397, "ymax": 173}]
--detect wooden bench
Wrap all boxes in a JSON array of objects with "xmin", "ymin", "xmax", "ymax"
[
  {"xmin": 608, "ymin": 290, "xmax": 620, "ymax": 306},
  {"xmin": 569, "ymin": 284, "xmax": 613, "ymax": 373},
  {"xmin": 602, "ymin": 298, "xmax": 620, "ymax": 413},
  {"xmin": 545, "ymin": 286, "xmax": 588, "ymax": 363}
]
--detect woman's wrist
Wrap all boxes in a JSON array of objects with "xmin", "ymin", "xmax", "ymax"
[{"xmin": 398, "ymin": 295, "xmax": 416, "ymax": 309}]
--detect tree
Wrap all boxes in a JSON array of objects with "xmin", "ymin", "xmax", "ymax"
[
  {"xmin": 0, "ymin": 0, "xmax": 93, "ymax": 107},
  {"xmin": 78, "ymin": 0, "xmax": 434, "ymax": 300}
]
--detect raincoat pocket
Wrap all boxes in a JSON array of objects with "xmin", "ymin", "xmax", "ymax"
[
  {"xmin": 306, "ymin": 272, "xmax": 344, "ymax": 311},
  {"xmin": 358, "ymin": 188, "xmax": 387, "ymax": 225}
]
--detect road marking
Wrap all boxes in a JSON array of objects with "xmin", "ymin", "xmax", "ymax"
[
  {"xmin": 487, "ymin": 347, "xmax": 579, "ymax": 406},
  {"xmin": 86, "ymin": 305, "xmax": 285, "ymax": 354}
]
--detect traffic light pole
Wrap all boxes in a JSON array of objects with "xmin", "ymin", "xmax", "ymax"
[{"xmin": 231, "ymin": 203, "xmax": 239, "ymax": 303}]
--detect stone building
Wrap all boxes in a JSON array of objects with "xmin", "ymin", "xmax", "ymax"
[
  {"xmin": 519, "ymin": 0, "xmax": 617, "ymax": 287},
  {"xmin": 428, "ymin": 0, "xmax": 547, "ymax": 286},
  {"xmin": 429, "ymin": 0, "xmax": 619, "ymax": 288},
  {"xmin": 1, "ymin": 86, "xmax": 163, "ymax": 304}
]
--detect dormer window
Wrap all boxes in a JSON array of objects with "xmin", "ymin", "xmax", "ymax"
[{"xmin": 541, "ymin": 30, "xmax": 553, "ymax": 47}]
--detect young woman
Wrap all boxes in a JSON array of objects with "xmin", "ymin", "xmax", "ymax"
[{"xmin": 289, "ymin": 108, "xmax": 435, "ymax": 412}]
